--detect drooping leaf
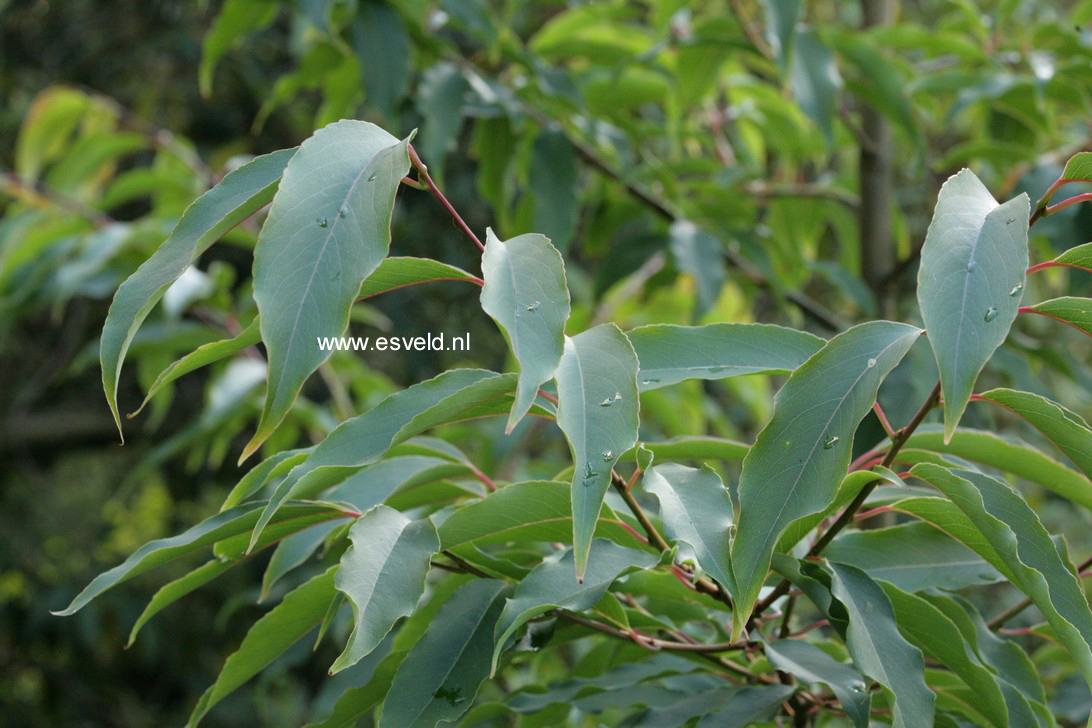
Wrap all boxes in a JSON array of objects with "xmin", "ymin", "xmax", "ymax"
[
  {"xmin": 53, "ymin": 502, "xmax": 349, "ymax": 616},
  {"xmin": 668, "ymin": 221, "xmax": 726, "ymax": 317},
  {"xmin": 1022, "ymin": 296, "xmax": 1092, "ymax": 337},
  {"xmin": 976, "ymin": 388, "xmax": 1092, "ymax": 480},
  {"xmin": 902, "ymin": 425, "xmax": 1091, "ymax": 508},
  {"xmin": 186, "ymin": 568, "xmax": 338, "ymax": 727},
  {"xmin": 261, "ymin": 520, "xmax": 341, "ymax": 601},
  {"xmin": 789, "ymin": 28, "xmax": 842, "ymax": 144},
  {"xmin": 351, "ymin": 1, "xmax": 411, "ymax": 119},
  {"xmin": 555, "ymin": 324, "xmax": 640, "ymax": 579},
  {"xmin": 244, "ymin": 121, "xmax": 412, "ymax": 460},
  {"xmin": 379, "ymin": 579, "xmax": 509, "ymax": 728},
  {"xmin": 761, "ymin": 0, "xmax": 801, "ymax": 70},
  {"xmin": 199, "ymin": 0, "xmax": 278, "ymax": 96},
  {"xmin": 14, "ymin": 87, "xmax": 90, "ymax": 182},
  {"xmin": 642, "ymin": 462, "xmax": 733, "ymax": 590},
  {"xmin": 101, "ymin": 149, "xmax": 294, "ymax": 436},
  {"xmin": 828, "ymin": 562, "xmax": 936, "ymax": 728},
  {"xmin": 128, "ymin": 558, "xmax": 234, "ymax": 647},
  {"xmin": 728, "ymin": 321, "xmax": 921, "ymax": 636},
  {"xmin": 247, "ymin": 369, "xmax": 499, "ymax": 550},
  {"xmin": 330, "ymin": 506, "xmax": 438, "ymax": 674},
  {"xmin": 916, "ymin": 168, "xmax": 1030, "ymax": 441},
  {"xmin": 765, "ymin": 639, "xmax": 869, "ymax": 727},
  {"xmin": 480, "ymin": 229, "xmax": 569, "ymax": 432},
  {"xmin": 626, "ymin": 322, "xmax": 823, "ymax": 391},
  {"xmin": 414, "ymin": 62, "xmax": 468, "ymax": 181},
  {"xmin": 530, "ymin": 130, "xmax": 579, "ymax": 253},
  {"xmin": 905, "ymin": 464, "xmax": 1092, "ymax": 691},
  {"xmin": 825, "ymin": 521, "xmax": 1002, "ymax": 592},
  {"xmin": 437, "ymin": 480, "xmax": 636, "ymax": 550},
  {"xmin": 131, "ymin": 317, "xmax": 262, "ymax": 417},
  {"xmin": 493, "ymin": 539, "xmax": 656, "ymax": 672},
  {"xmin": 357, "ymin": 256, "xmax": 480, "ymax": 300},
  {"xmin": 879, "ymin": 582, "xmax": 1009, "ymax": 727}
]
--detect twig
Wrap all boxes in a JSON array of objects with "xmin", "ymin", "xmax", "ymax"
[
  {"xmin": 408, "ymin": 145, "xmax": 485, "ymax": 252},
  {"xmin": 988, "ymin": 554, "xmax": 1092, "ymax": 629}
]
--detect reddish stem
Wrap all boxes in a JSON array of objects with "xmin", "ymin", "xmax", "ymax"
[{"xmin": 408, "ymin": 146, "xmax": 485, "ymax": 252}]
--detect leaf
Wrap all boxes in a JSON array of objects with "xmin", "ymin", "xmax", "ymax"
[
  {"xmin": 187, "ymin": 568, "xmax": 338, "ymax": 727},
  {"xmin": 414, "ymin": 63, "xmax": 468, "ymax": 180},
  {"xmin": 728, "ymin": 320, "xmax": 921, "ymax": 636},
  {"xmin": 902, "ymin": 425, "xmax": 1091, "ymax": 508},
  {"xmin": 199, "ymin": 0, "xmax": 278, "ymax": 96},
  {"xmin": 1060, "ymin": 151, "xmax": 1092, "ymax": 182},
  {"xmin": 1023, "ymin": 296, "xmax": 1092, "ymax": 337},
  {"xmin": 357, "ymin": 256, "xmax": 480, "ymax": 300},
  {"xmin": 642, "ymin": 462, "xmax": 733, "ymax": 589},
  {"xmin": 626, "ymin": 322, "xmax": 823, "ymax": 391},
  {"xmin": 131, "ymin": 317, "xmax": 262, "ymax": 417},
  {"xmin": 638, "ymin": 684, "xmax": 796, "ymax": 727},
  {"xmin": 828, "ymin": 562, "xmax": 936, "ymax": 728},
  {"xmin": 379, "ymin": 579, "xmax": 509, "ymax": 728},
  {"xmin": 620, "ymin": 436, "xmax": 750, "ymax": 463},
  {"xmin": 330, "ymin": 506, "xmax": 439, "ymax": 674},
  {"xmin": 53, "ymin": 502, "xmax": 348, "ymax": 616},
  {"xmin": 101, "ymin": 149, "xmax": 294, "ymax": 436},
  {"xmin": 15, "ymin": 87, "xmax": 89, "ymax": 182},
  {"xmin": 916, "ymin": 168, "xmax": 1030, "ymax": 441},
  {"xmin": 244, "ymin": 121, "xmax": 412, "ymax": 461},
  {"xmin": 761, "ymin": 0, "xmax": 801, "ymax": 69},
  {"xmin": 305, "ymin": 649, "xmax": 407, "ymax": 728},
  {"xmin": 976, "ymin": 388, "xmax": 1092, "ymax": 480},
  {"xmin": 247, "ymin": 368, "xmax": 499, "ymax": 550},
  {"xmin": 555, "ymin": 324, "xmax": 640, "ymax": 579},
  {"xmin": 668, "ymin": 221, "xmax": 726, "ymax": 317},
  {"xmin": 221, "ymin": 447, "xmax": 312, "ymax": 510},
  {"xmin": 905, "ymin": 464, "xmax": 1092, "ymax": 691},
  {"xmin": 1035, "ymin": 241, "xmax": 1092, "ymax": 273},
  {"xmin": 480, "ymin": 229, "xmax": 570, "ymax": 432},
  {"xmin": 530, "ymin": 130, "xmax": 579, "ymax": 253},
  {"xmin": 825, "ymin": 521, "xmax": 1002, "ymax": 592},
  {"xmin": 789, "ymin": 28, "xmax": 841, "ymax": 145},
  {"xmin": 351, "ymin": 1, "xmax": 411, "ymax": 119},
  {"xmin": 765, "ymin": 639, "xmax": 869, "ymax": 727},
  {"xmin": 128, "ymin": 558, "xmax": 234, "ymax": 647},
  {"xmin": 261, "ymin": 520, "xmax": 341, "ymax": 601},
  {"xmin": 879, "ymin": 582, "xmax": 1008, "ymax": 727},
  {"xmin": 493, "ymin": 540, "xmax": 655, "ymax": 672}
]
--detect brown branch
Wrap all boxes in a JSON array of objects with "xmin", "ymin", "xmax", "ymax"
[{"xmin": 408, "ymin": 145, "xmax": 485, "ymax": 253}]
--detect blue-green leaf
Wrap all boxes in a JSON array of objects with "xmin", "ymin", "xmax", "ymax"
[{"xmin": 765, "ymin": 639, "xmax": 869, "ymax": 727}]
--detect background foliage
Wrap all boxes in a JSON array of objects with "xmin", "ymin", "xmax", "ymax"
[{"xmin": 2, "ymin": 0, "xmax": 1091, "ymax": 725}]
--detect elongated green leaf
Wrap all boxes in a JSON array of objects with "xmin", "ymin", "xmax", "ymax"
[
  {"xmin": 621, "ymin": 436, "xmax": 749, "ymax": 463},
  {"xmin": 480, "ymin": 229, "xmax": 570, "ymax": 432},
  {"xmin": 132, "ymin": 317, "xmax": 262, "ymax": 417},
  {"xmin": 825, "ymin": 521, "xmax": 1001, "ymax": 592},
  {"xmin": 245, "ymin": 121, "xmax": 412, "ymax": 461},
  {"xmin": 879, "ymin": 582, "xmax": 1008, "ymax": 727},
  {"xmin": 128, "ymin": 558, "xmax": 234, "ymax": 647},
  {"xmin": 199, "ymin": 0, "xmax": 278, "ymax": 96},
  {"xmin": 1061, "ymin": 151, "xmax": 1092, "ymax": 182},
  {"xmin": 493, "ymin": 539, "xmax": 656, "ymax": 672},
  {"xmin": 668, "ymin": 221, "xmax": 725, "ymax": 316},
  {"xmin": 639, "ymin": 684, "xmax": 796, "ymax": 728},
  {"xmin": 187, "ymin": 568, "xmax": 338, "ymax": 727},
  {"xmin": 829, "ymin": 562, "xmax": 935, "ymax": 728},
  {"xmin": 903, "ymin": 425, "xmax": 1090, "ymax": 507},
  {"xmin": 555, "ymin": 324, "xmax": 640, "ymax": 579},
  {"xmin": 642, "ymin": 462, "xmax": 733, "ymax": 589},
  {"xmin": 530, "ymin": 131, "xmax": 578, "ymax": 253},
  {"xmin": 765, "ymin": 639, "xmax": 869, "ymax": 727},
  {"xmin": 261, "ymin": 520, "xmax": 341, "ymax": 600},
  {"xmin": 306, "ymin": 649, "xmax": 407, "ymax": 728},
  {"xmin": 916, "ymin": 168, "xmax": 1030, "ymax": 441},
  {"xmin": 222, "ymin": 447, "xmax": 312, "ymax": 510},
  {"xmin": 358, "ymin": 256, "xmax": 480, "ymax": 299},
  {"xmin": 352, "ymin": 1, "xmax": 410, "ymax": 120},
  {"xmin": 101, "ymin": 149, "xmax": 294, "ymax": 436},
  {"xmin": 626, "ymin": 323, "xmax": 823, "ymax": 391},
  {"xmin": 1023, "ymin": 296, "xmax": 1092, "ymax": 336},
  {"xmin": 15, "ymin": 87, "xmax": 90, "ymax": 182},
  {"xmin": 906, "ymin": 465, "xmax": 1092, "ymax": 687},
  {"xmin": 331, "ymin": 506, "xmax": 438, "ymax": 674},
  {"xmin": 1037, "ymin": 241, "xmax": 1092, "ymax": 273},
  {"xmin": 379, "ymin": 579, "xmax": 509, "ymax": 728},
  {"xmin": 437, "ymin": 480, "xmax": 636, "ymax": 549},
  {"xmin": 53, "ymin": 502, "xmax": 348, "ymax": 616},
  {"xmin": 789, "ymin": 28, "xmax": 841, "ymax": 144},
  {"xmin": 729, "ymin": 321, "xmax": 921, "ymax": 636},
  {"xmin": 977, "ymin": 388, "xmax": 1092, "ymax": 480},
  {"xmin": 247, "ymin": 369, "xmax": 497, "ymax": 550}
]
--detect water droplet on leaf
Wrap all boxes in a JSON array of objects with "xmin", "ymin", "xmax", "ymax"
[
  {"xmin": 1006, "ymin": 218, "xmax": 1015, "ymax": 225},
  {"xmin": 367, "ymin": 172, "xmax": 378, "ymax": 182},
  {"xmin": 526, "ymin": 301, "xmax": 540, "ymax": 312},
  {"xmin": 822, "ymin": 435, "xmax": 839, "ymax": 450},
  {"xmin": 866, "ymin": 358, "xmax": 876, "ymax": 368},
  {"xmin": 316, "ymin": 217, "xmax": 328, "ymax": 228},
  {"xmin": 640, "ymin": 378, "xmax": 660, "ymax": 386},
  {"xmin": 602, "ymin": 450, "xmax": 613, "ymax": 461},
  {"xmin": 966, "ymin": 260, "xmax": 977, "ymax": 273},
  {"xmin": 600, "ymin": 397, "xmax": 613, "ymax": 407},
  {"xmin": 338, "ymin": 205, "xmax": 348, "ymax": 219},
  {"xmin": 782, "ymin": 439, "xmax": 792, "ymax": 449},
  {"xmin": 984, "ymin": 306, "xmax": 999, "ymax": 322},
  {"xmin": 1009, "ymin": 283, "xmax": 1023, "ymax": 297}
]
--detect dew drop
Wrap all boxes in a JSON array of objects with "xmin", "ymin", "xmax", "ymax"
[
  {"xmin": 367, "ymin": 172, "xmax": 378, "ymax": 182},
  {"xmin": 1006, "ymin": 218, "xmax": 1015, "ymax": 225},
  {"xmin": 782, "ymin": 439, "xmax": 792, "ymax": 449},
  {"xmin": 602, "ymin": 450, "xmax": 614, "ymax": 461},
  {"xmin": 640, "ymin": 378, "xmax": 660, "ymax": 386},
  {"xmin": 852, "ymin": 682, "xmax": 866, "ymax": 693},
  {"xmin": 338, "ymin": 205, "xmax": 348, "ymax": 219},
  {"xmin": 822, "ymin": 435, "xmax": 840, "ymax": 450},
  {"xmin": 600, "ymin": 397, "xmax": 613, "ymax": 407},
  {"xmin": 866, "ymin": 358, "xmax": 876, "ymax": 369},
  {"xmin": 984, "ymin": 306, "xmax": 999, "ymax": 322},
  {"xmin": 526, "ymin": 301, "xmax": 540, "ymax": 312},
  {"xmin": 613, "ymin": 391, "xmax": 622, "ymax": 402},
  {"xmin": 316, "ymin": 216, "xmax": 328, "ymax": 228},
  {"xmin": 1009, "ymin": 283, "xmax": 1023, "ymax": 297},
  {"xmin": 966, "ymin": 260, "xmax": 977, "ymax": 273}
]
